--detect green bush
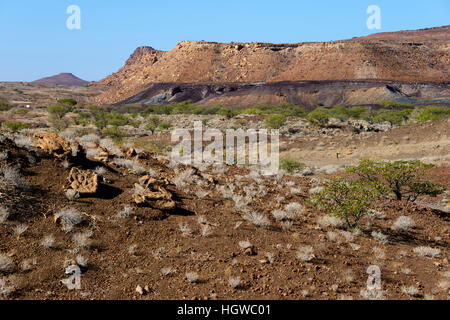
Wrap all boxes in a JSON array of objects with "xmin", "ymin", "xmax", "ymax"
[
  {"xmin": 279, "ymin": 158, "xmax": 305, "ymax": 174},
  {"xmin": 414, "ymin": 106, "xmax": 450, "ymax": 122},
  {"xmin": 158, "ymin": 121, "xmax": 173, "ymax": 130},
  {"xmin": 0, "ymin": 98, "xmax": 12, "ymax": 111},
  {"xmin": 371, "ymin": 109, "xmax": 411, "ymax": 125},
  {"xmin": 346, "ymin": 159, "xmax": 445, "ymax": 201},
  {"xmin": 15, "ymin": 108, "xmax": 30, "ymax": 115},
  {"xmin": 311, "ymin": 178, "xmax": 380, "ymax": 228},
  {"xmin": 48, "ymin": 103, "xmax": 73, "ymax": 131},
  {"xmin": 144, "ymin": 115, "xmax": 160, "ymax": 131},
  {"xmin": 101, "ymin": 126, "xmax": 126, "ymax": 143},
  {"xmin": 265, "ymin": 114, "xmax": 286, "ymax": 129},
  {"xmin": 328, "ymin": 106, "xmax": 350, "ymax": 121},
  {"xmin": 218, "ymin": 107, "xmax": 235, "ymax": 118},
  {"xmin": 2, "ymin": 121, "xmax": 31, "ymax": 131},
  {"xmin": 306, "ymin": 107, "xmax": 330, "ymax": 126},
  {"xmin": 57, "ymin": 98, "xmax": 77, "ymax": 106},
  {"xmin": 347, "ymin": 106, "xmax": 370, "ymax": 120}
]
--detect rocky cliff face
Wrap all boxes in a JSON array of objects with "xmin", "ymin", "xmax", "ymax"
[{"xmin": 93, "ymin": 26, "xmax": 450, "ymax": 105}]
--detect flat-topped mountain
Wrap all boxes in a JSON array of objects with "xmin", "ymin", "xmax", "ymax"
[{"xmin": 93, "ymin": 26, "xmax": 450, "ymax": 105}]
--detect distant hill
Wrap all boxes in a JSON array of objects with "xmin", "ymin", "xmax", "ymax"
[{"xmin": 33, "ymin": 73, "xmax": 89, "ymax": 86}]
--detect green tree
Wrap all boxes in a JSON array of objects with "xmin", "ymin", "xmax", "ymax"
[
  {"xmin": 306, "ymin": 107, "xmax": 330, "ymax": 127},
  {"xmin": 346, "ymin": 159, "xmax": 445, "ymax": 201},
  {"xmin": 144, "ymin": 115, "xmax": 161, "ymax": 131},
  {"xmin": 311, "ymin": 179, "xmax": 380, "ymax": 228},
  {"xmin": 265, "ymin": 114, "xmax": 286, "ymax": 129},
  {"xmin": 48, "ymin": 103, "xmax": 73, "ymax": 131}
]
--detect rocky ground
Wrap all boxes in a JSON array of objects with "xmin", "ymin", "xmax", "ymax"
[
  {"xmin": 0, "ymin": 82, "xmax": 107, "ymax": 107},
  {"xmin": 0, "ymin": 112, "xmax": 449, "ymax": 300}
]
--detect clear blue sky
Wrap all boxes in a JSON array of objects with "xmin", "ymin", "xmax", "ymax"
[{"xmin": 1, "ymin": 0, "xmax": 448, "ymax": 82}]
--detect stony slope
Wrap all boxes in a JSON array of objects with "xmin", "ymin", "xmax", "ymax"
[{"xmin": 93, "ymin": 26, "xmax": 450, "ymax": 105}]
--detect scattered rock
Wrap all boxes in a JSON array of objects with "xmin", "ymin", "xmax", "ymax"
[
  {"xmin": 67, "ymin": 168, "xmax": 99, "ymax": 194},
  {"xmin": 132, "ymin": 175, "xmax": 176, "ymax": 210},
  {"xmin": 34, "ymin": 132, "xmax": 71, "ymax": 158}
]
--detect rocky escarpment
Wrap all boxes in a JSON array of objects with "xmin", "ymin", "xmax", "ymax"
[{"xmin": 93, "ymin": 26, "xmax": 450, "ymax": 105}]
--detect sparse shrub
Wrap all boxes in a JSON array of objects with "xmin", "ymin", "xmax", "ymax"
[
  {"xmin": 413, "ymin": 246, "xmax": 440, "ymax": 258},
  {"xmin": 1, "ymin": 122, "xmax": 31, "ymax": 132},
  {"xmin": 185, "ymin": 272, "xmax": 199, "ymax": 283},
  {"xmin": 72, "ymin": 231, "xmax": 92, "ymax": 248},
  {"xmin": 0, "ymin": 165, "xmax": 28, "ymax": 190},
  {"xmin": 76, "ymin": 255, "xmax": 88, "ymax": 268},
  {"xmin": 161, "ymin": 267, "xmax": 173, "ymax": 276},
  {"xmin": 65, "ymin": 189, "xmax": 80, "ymax": 201},
  {"xmin": 271, "ymin": 210, "xmax": 288, "ymax": 221},
  {"xmin": 200, "ymin": 224, "xmax": 212, "ymax": 237},
  {"xmin": 311, "ymin": 179, "xmax": 380, "ymax": 228},
  {"xmin": 0, "ymin": 206, "xmax": 10, "ymax": 224},
  {"xmin": 13, "ymin": 135, "xmax": 34, "ymax": 150},
  {"xmin": 179, "ymin": 223, "xmax": 193, "ymax": 237},
  {"xmin": 327, "ymin": 231, "xmax": 337, "ymax": 242},
  {"xmin": 40, "ymin": 235, "xmax": 55, "ymax": 248},
  {"xmin": 285, "ymin": 202, "xmax": 303, "ymax": 218},
  {"xmin": 317, "ymin": 215, "xmax": 345, "ymax": 229},
  {"xmin": 347, "ymin": 159, "xmax": 445, "ymax": 201},
  {"xmin": 54, "ymin": 207, "xmax": 83, "ymax": 232},
  {"xmin": 0, "ymin": 278, "xmax": 15, "ymax": 296},
  {"xmin": 279, "ymin": 158, "xmax": 305, "ymax": 174},
  {"xmin": 371, "ymin": 231, "xmax": 388, "ymax": 244},
  {"xmin": 116, "ymin": 205, "xmax": 133, "ymax": 219},
  {"xmin": 296, "ymin": 245, "xmax": 314, "ymax": 262},
  {"xmin": 228, "ymin": 276, "xmax": 241, "ymax": 289},
  {"xmin": 113, "ymin": 158, "xmax": 146, "ymax": 175},
  {"xmin": 0, "ymin": 254, "xmax": 13, "ymax": 274},
  {"xmin": 13, "ymin": 224, "xmax": 28, "ymax": 237},
  {"xmin": 391, "ymin": 216, "xmax": 415, "ymax": 232},
  {"xmin": 373, "ymin": 247, "xmax": 386, "ymax": 260},
  {"xmin": 401, "ymin": 286, "xmax": 419, "ymax": 297},
  {"xmin": 238, "ymin": 240, "xmax": 252, "ymax": 249},
  {"xmin": 282, "ymin": 220, "xmax": 293, "ymax": 231},
  {"xmin": 0, "ymin": 151, "xmax": 8, "ymax": 161},
  {"xmin": 243, "ymin": 212, "xmax": 270, "ymax": 229}
]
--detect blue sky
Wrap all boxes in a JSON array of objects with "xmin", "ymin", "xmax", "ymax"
[{"xmin": 1, "ymin": 0, "xmax": 449, "ymax": 82}]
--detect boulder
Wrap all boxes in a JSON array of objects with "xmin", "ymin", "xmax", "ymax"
[
  {"xmin": 34, "ymin": 132, "xmax": 71, "ymax": 158},
  {"xmin": 68, "ymin": 167, "xmax": 98, "ymax": 194},
  {"xmin": 132, "ymin": 175, "xmax": 175, "ymax": 210}
]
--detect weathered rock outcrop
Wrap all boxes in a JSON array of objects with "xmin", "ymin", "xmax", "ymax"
[
  {"xmin": 67, "ymin": 168, "xmax": 98, "ymax": 194},
  {"xmin": 132, "ymin": 175, "xmax": 175, "ymax": 210},
  {"xmin": 34, "ymin": 133, "xmax": 71, "ymax": 158}
]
